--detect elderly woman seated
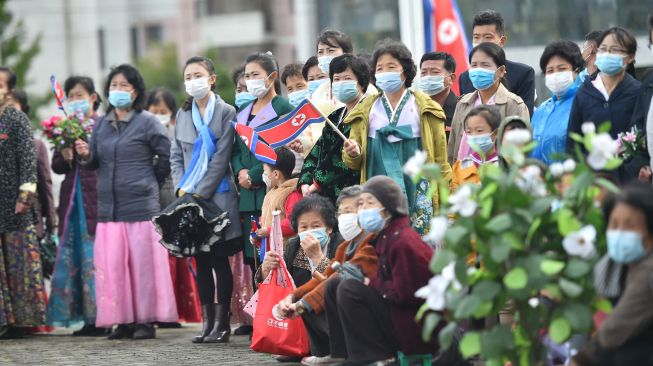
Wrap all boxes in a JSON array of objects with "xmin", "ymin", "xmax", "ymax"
[{"xmin": 276, "ymin": 185, "xmax": 379, "ymax": 365}]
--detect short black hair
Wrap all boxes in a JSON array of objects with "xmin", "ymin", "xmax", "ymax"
[
  {"xmin": 245, "ymin": 52, "xmax": 282, "ymax": 94},
  {"xmin": 231, "ymin": 64, "xmax": 245, "ymax": 86},
  {"xmin": 266, "ymin": 146, "xmax": 295, "ymax": 180},
  {"xmin": 281, "ymin": 63, "xmax": 305, "ymax": 86},
  {"xmin": 104, "ymin": 64, "xmax": 146, "ymax": 113},
  {"xmin": 146, "ymin": 87, "xmax": 177, "ymax": 116},
  {"xmin": 599, "ymin": 27, "xmax": 637, "ymax": 56},
  {"xmin": 9, "ymin": 89, "xmax": 30, "ymax": 114},
  {"xmin": 182, "ymin": 56, "xmax": 217, "ymax": 111},
  {"xmin": 469, "ymin": 42, "xmax": 506, "ymax": 68},
  {"xmin": 539, "ymin": 40, "xmax": 584, "ymax": 73},
  {"xmin": 302, "ymin": 56, "xmax": 319, "ymax": 80},
  {"xmin": 316, "ymin": 29, "xmax": 353, "ymax": 54},
  {"xmin": 585, "ymin": 30, "xmax": 604, "ymax": 46},
  {"xmin": 290, "ymin": 195, "xmax": 337, "ymax": 233},
  {"xmin": 0, "ymin": 67, "xmax": 17, "ymax": 90},
  {"xmin": 464, "ymin": 105, "xmax": 501, "ymax": 131},
  {"xmin": 472, "ymin": 10, "xmax": 505, "ymax": 36},
  {"xmin": 604, "ymin": 181, "xmax": 653, "ymax": 236},
  {"xmin": 372, "ymin": 39, "xmax": 417, "ymax": 88},
  {"xmin": 64, "ymin": 75, "xmax": 102, "ymax": 112},
  {"xmin": 329, "ymin": 54, "xmax": 370, "ymax": 91},
  {"xmin": 420, "ymin": 52, "xmax": 456, "ymax": 74}
]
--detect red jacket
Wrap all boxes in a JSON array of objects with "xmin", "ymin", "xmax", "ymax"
[{"xmin": 369, "ymin": 216, "xmax": 438, "ymax": 355}]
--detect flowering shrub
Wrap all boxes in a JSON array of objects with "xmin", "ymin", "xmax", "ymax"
[
  {"xmin": 410, "ymin": 125, "xmax": 619, "ymax": 365},
  {"xmin": 40, "ymin": 112, "xmax": 93, "ymax": 150}
]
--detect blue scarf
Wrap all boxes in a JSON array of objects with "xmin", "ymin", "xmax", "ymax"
[{"xmin": 178, "ymin": 93, "xmax": 219, "ymax": 194}]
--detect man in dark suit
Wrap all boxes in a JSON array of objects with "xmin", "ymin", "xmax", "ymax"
[
  {"xmin": 458, "ymin": 10, "xmax": 535, "ymax": 116},
  {"xmin": 417, "ymin": 51, "xmax": 459, "ymax": 140}
]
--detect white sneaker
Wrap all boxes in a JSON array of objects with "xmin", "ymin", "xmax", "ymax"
[{"xmin": 301, "ymin": 355, "xmax": 345, "ymax": 365}]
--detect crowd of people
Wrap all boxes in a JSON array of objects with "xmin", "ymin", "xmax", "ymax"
[{"xmin": 1, "ymin": 8, "xmax": 653, "ymax": 366}]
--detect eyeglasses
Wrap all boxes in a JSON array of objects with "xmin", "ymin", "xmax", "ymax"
[{"xmin": 597, "ymin": 47, "xmax": 628, "ymax": 55}]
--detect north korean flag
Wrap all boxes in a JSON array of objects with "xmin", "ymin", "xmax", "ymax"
[
  {"xmin": 50, "ymin": 75, "xmax": 67, "ymax": 111},
  {"xmin": 232, "ymin": 122, "xmax": 277, "ymax": 165},
  {"xmin": 256, "ymin": 99, "xmax": 325, "ymax": 148}
]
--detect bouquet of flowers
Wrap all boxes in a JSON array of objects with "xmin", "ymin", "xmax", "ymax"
[
  {"xmin": 407, "ymin": 122, "xmax": 621, "ymax": 365},
  {"xmin": 40, "ymin": 111, "xmax": 93, "ymax": 150},
  {"xmin": 616, "ymin": 125, "xmax": 646, "ymax": 161}
]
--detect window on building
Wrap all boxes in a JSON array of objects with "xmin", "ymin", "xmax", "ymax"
[
  {"xmin": 205, "ymin": 0, "xmax": 264, "ymax": 15},
  {"xmin": 130, "ymin": 26, "xmax": 140, "ymax": 60},
  {"xmin": 145, "ymin": 24, "xmax": 164, "ymax": 46}
]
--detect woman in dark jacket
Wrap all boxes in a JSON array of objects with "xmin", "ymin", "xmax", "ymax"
[
  {"xmin": 566, "ymin": 27, "xmax": 646, "ymax": 183},
  {"xmin": 75, "ymin": 64, "xmax": 177, "ymax": 340},
  {"xmin": 325, "ymin": 175, "xmax": 436, "ymax": 364},
  {"xmin": 47, "ymin": 76, "xmax": 104, "ymax": 335}
]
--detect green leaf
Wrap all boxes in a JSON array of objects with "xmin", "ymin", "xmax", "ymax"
[
  {"xmin": 454, "ymin": 294, "xmax": 482, "ymax": 318},
  {"xmin": 485, "ymin": 213, "xmax": 512, "ymax": 233},
  {"xmin": 421, "ymin": 312, "xmax": 441, "ymax": 342},
  {"xmin": 438, "ymin": 322, "xmax": 458, "ymax": 350},
  {"xmin": 595, "ymin": 177, "xmax": 620, "ymax": 194},
  {"xmin": 598, "ymin": 121, "xmax": 612, "ymax": 133},
  {"xmin": 530, "ymin": 197, "xmax": 554, "ymax": 216},
  {"xmin": 430, "ymin": 249, "xmax": 454, "ymax": 273},
  {"xmin": 490, "ymin": 240, "xmax": 511, "ymax": 263},
  {"xmin": 594, "ymin": 298, "xmax": 613, "ymax": 313},
  {"xmin": 559, "ymin": 278, "xmax": 583, "ymax": 298},
  {"xmin": 526, "ymin": 217, "xmax": 543, "ymax": 244},
  {"xmin": 480, "ymin": 325, "xmax": 515, "ymax": 359},
  {"xmin": 459, "ymin": 332, "xmax": 481, "ymax": 358},
  {"xmin": 603, "ymin": 158, "xmax": 623, "ymax": 171},
  {"xmin": 563, "ymin": 303, "xmax": 593, "ymax": 332},
  {"xmin": 472, "ymin": 301, "xmax": 493, "ymax": 318},
  {"xmin": 473, "ymin": 280, "xmax": 502, "ymax": 301},
  {"xmin": 549, "ymin": 317, "xmax": 572, "ymax": 344},
  {"xmin": 557, "ymin": 208, "xmax": 581, "ymax": 236},
  {"xmin": 504, "ymin": 267, "xmax": 528, "ymax": 290},
  {"xmin": 415, "ymin": 302, "xmax": 429, "ymax": 322},
  {"xmin": 478, "ymin": 182, "xmax": 499, "ymax": 201},
  {"xmin": 564, "ymin": 259, "xmax": 591, "ymax": 279},
  {"xmin": 569, "ymin": 132, "xmax": 584, "ymax": 143},
  {"xmin": 544, "ymin": 283, "xmax": 562, "ymax": 300},
  {"xmin": 444, "ymin": 226, "xmax": 469, "ymax": 247},
  {"xmin": 540, "ymin": 259, "xmax": 565, "ymax": 276}
]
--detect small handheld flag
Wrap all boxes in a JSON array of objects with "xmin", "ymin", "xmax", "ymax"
[
  {"xmin": 232, "ymin": 122, "xmax": 277, "ymax": 164},
  {"xmin": 50, "ymin": 75, "xmax": 67, "ymax": 115},
  {"xmin": 256, "ymin": 99, "xmax": 325, "ymax": 148}
]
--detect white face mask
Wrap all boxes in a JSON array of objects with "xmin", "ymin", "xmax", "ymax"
[
  {"xmin": 338, "ymin": 213, "xmax": 362, "ymax": 241},
  {"xmin": 246, "ymin": 76, "xmax": 271, "ymax": 98},
  {"xmin": 262, "ymin": 172, "xmax": 272, "ymax": 187},
  {"xmin": 545, "ymin": 71, "xmax": 575, "ymax": 97},
  {"xmin": 154, "ymin": 114, "xmax": 171, "ymax": 125},
  {"xmin": 185, "ymin": 77, "xmax": 211, "ymax": 99}
]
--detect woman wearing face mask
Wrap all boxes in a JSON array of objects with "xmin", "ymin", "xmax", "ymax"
[
  {"xmin": 232, "ymin": 65, "xmax": 257, "ymax": 111},
  {"xmin": 170, "ymin": 56, "xmax": 242, "ymax": 343},
  {"xmin": 566, "ymin": 27, "xmax": 647, "ymax": 184},
  {"xmin": 342, "ymin": 39, "xmax": 451, "ymax": 235},
  {"xmin": 232, "ymin": 52, "xmax": 294, "ymax": 290},
  {"xmin": 297, "ymin": 54, "xmax": 365, "ymax": 202},
  {"xmin": 531, "ymin": 40, "xmax": 584, "ymax": 165},
  {"xmin": 75, "ymin": 64, "xmax": 177, "ymax": 340},
  {"xmin": 274, "ymin": 186, "xmax": 378, "ymax": 365},
  {"xmin": 47, "ymin": 76, "xmax": 105, "ymax": 336},
  {"xmin": 310, "ymin": 29, "xmax": 353, "ymax": 116},
  {"xmin": 325, "ymin": 176, "xmax": 436, "ymax": 364},
  {"xmin": 572, "ymin": 182, "xmax": 653, "ymax": 366},
  {"xmin": 448, "ymin": 42, "xmax": 529, "ymax": 164}
]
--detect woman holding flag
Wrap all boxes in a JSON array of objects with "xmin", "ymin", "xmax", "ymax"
[
  {"xmin": 170, "ymin": 56, "xmax": 242, "ymax": 344},
  {"xmin": 231, "ymin": 52, "xmax": 293, "ymax": 288}
]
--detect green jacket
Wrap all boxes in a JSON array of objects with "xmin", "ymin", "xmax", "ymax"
[{"xmin": 232, "ymin": 95, "xmax": 294, "ymax": 212}]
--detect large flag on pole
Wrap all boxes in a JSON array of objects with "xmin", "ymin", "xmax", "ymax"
[
  {"xmin": 256, "ymin": 99, "xmax": 325, "ymax": 148},
  {"xmin": 423, "ymin": 0, "xmax": 470, "ymax": 95}
]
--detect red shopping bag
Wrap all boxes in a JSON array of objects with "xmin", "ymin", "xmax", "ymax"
[{"xmin": 251, "ymin": 260, "xmax": 310, "ymax": 357}]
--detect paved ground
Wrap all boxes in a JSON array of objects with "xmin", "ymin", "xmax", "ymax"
[{"xmin": 0, "ymin": 324, "xmax": 301, "ymax": 366}]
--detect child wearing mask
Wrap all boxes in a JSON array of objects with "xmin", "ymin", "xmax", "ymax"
[
  {"xmin": 450, "ymin": 105, "xmax": 502, "ymax": 191},
  {"xmin": 256, "ymin": 147, "xmax": 303, "ymax": 246}
]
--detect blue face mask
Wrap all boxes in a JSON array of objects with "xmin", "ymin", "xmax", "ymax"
[
  {"xmin": 308, "ymin": 79, "xmax": 327, "ymax": 95},
  {"xmin": 288, "ymin": 89, "xmax": 309, "ymax": 107},
  {"xmin": 607, "ymin": 230, "xmax": 647, "ymax": 264},
  {"xmin": 358, "ymin": 207, "xmax": 387, "ymax": 233},
  {"xmin": 375, "ymin": 72, "xmax": 404, "ymax": 94},
  {"xmin": 108, "ymin": 90, "xmax": 133, "ymax": 109},
  {"xmin": 318, "ymin": 56, "xmax": 335, "ymax": 74},
  {"xmin": 68, "ymin": 99, "xmax": 90, "ymax": 115},
  {"xmin": 468, "ymin": 68, "xmax": 497, "ymax": 90},
  {"xmin": 467, "ymin": 133, "xmax": 495, "ymax": 154},
  {"xmin": 417, "ymin": 75, "xmax": 445, "ymax": 96},
  {"xmin": 332, "ymin": 80, "xmax": 360, "ymax": 104},
  {"xmin": 595, "ymin": 53, "xmax": 625, "ymax": 76},
  {"xmin": 299, "ymin": 227, "xmax": 330, "ymax": 249},
  {"xmin": 235, "ymin": 92, "xmax": 256, "ymax": 109}
]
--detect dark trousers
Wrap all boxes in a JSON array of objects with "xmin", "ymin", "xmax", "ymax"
[
  {"xmin": 195, "ymin": 241, "xmax": 234, "ymax": 305},
  {"xmin": 302, "ymin": 311, "xmax": 331, "ymax": 357},
  {"xmin": 325, "ymin": 277, "xmax": 399, "ymax": 362}
]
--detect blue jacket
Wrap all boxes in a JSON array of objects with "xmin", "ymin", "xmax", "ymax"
[
  {"xmin": 531, "ymin": 78, "xmax": 580, "ymax": 165},
  {"xmin": 566, "ymin": 72, "xmax": 644, "ymax": 183}
]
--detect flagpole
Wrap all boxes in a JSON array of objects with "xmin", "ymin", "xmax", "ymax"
[{"xmin": 308, "ymin": 100, "xmax": 348, "ymax": 143}]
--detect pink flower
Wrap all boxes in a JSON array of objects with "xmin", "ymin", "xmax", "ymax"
[{"xmin": 623, "ymin": 132, "xmax": 637, "ymax": 143}]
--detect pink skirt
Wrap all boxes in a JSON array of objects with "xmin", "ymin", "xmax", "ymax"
[{"xmin": 94, "ymin": 221, "xmax": 178, "ymax": 327}]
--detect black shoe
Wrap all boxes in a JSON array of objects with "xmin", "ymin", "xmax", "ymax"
[
  {"xmin": 0, "ymin": 327, "xmax": 24, "ymax": 339},
  {"xmin": 275, "ymin": 355, "xmax": 303, "ymax": 363},
  {"xmin": 156, "ymin": 322, "xmax": 182, "ymax": 329},
  {"xmin": 132, "ymin": 323, "xmax": 155, "ymax": 340},
  {"xmin": 72, "ymin": 324, "xmax": 110, "ymax": 337},
  {"xmin": 203, "ymin": 303, "xmax": 230, "ymax": 343},
  {"xmin": 107, "ymin": 324, "xmax": 133, "ymax": 340},
  {"xmin": 233, "ymin": 324, "xmax": 253, "ymax": 336},
  {"xmin": 192, "ymin": 304, "xmax": 215, "ymax": 343}
]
